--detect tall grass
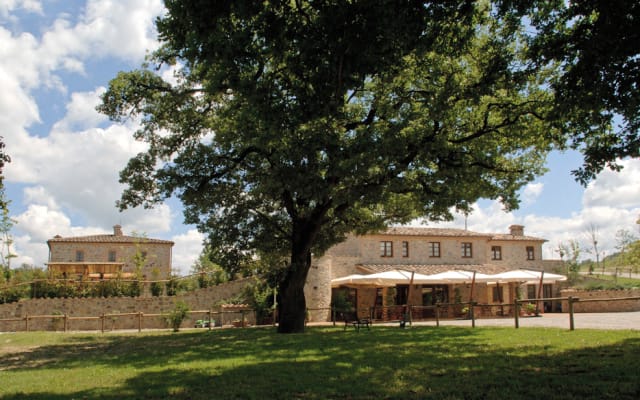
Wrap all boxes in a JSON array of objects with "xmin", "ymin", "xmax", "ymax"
[{"xmin": 1, "ymin": 326, "xmax": 639, "ymax": 399}]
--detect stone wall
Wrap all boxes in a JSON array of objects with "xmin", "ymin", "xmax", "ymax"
[
  {"xmin": 560, "ymin": 288, "xmax": 640, "ymax": 312},
  {"xmin": 0, "ymin": 279, "xmax": 252, "ymax": 332}
]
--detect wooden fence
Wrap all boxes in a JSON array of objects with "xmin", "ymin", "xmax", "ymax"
[
  {"xmin": 3, "ymin": 295, "xmax": 639, "ymax": 333},
  {"xmin": 327, "ymin": 294, "xmax": 640, "ymax": 331},
  {"xmin": 0, "ymin": 308, "xmax": 255, "ymax": 333}
]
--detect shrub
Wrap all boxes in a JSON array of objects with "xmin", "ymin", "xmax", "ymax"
[
  {"xmin": 150, "ymin": 281, "xmax": 163, "ymax": 296},
  {"xmin": 164, "ymin": 301, "xmax": 190, "ymax": 332}
]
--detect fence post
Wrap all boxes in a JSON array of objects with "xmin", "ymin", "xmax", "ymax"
[
  {"xmin": 209, "ymin": 309, "xmax": 213, "ymax": 331},
  {"xmin": 25, "ymin": 314, "xmax": 29, "ymax": 332},
  {"xmin": 470, "ymin": 302, "xmax": 476, "ymax": 328},
  {"xmin": 138, "ymin": 312, "xmax": 142, "ymax": 333},
  {"xmin": 435, "ymin": 303, "xmax": 440, "ymax": 327},
  {"xmin": 514, "ymin": 300, "xmax": 520, "ymax": 329},
  {"xmin": 64, "ymin": 314, "xmax": 68, "ymax": 333},
  {"xmin": 241, "ymin": 310, "xmax": 245, "ymax": 328},
  {"xmin": 101, "ymin": 313, "xmax": 105, "ymax": 333},
  {"xmin": 568, "ymin": 296, "xmax": 577, "ymax": 331}
]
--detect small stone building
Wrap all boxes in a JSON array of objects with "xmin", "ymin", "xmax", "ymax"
[
  {"xmin": 46, "ymin": 225, "xmax": 174, "ymax": 279},
  {"xmin": 305, "ymin": 225, "xmax": 560, "ymax": 322}
]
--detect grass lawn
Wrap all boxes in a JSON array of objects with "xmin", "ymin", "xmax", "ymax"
[{"xmin": 1, "ymin": 326, "xmax": 639, "ymax": 399}]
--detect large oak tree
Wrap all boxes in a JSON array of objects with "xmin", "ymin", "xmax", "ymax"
[
  {"xmin": 498, "ymin": 0, "xmax": 640, "ymax": 182},
  {"xmin": 100, "ymin": 1, "xmax": 587, "ymax": 333}
]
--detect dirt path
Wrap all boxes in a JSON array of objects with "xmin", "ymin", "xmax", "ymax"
[{"xmin": 409, "ymin": 311, "xmax": 640, "ymax": 330}]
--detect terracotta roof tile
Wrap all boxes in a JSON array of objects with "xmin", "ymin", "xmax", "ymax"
[
  {"xmin": 357, "ymin": 263, "xmax": 515, "ymax": 275},
  {"xmin": 490, "ymin": 233, "xmax": 547, "ymax": 242},
  {"xmin": 47, "ymin": 234, "xmax": 173, "ymax": 245},
  {"xmin": 372, "ymin": 226, "xmax": 546, "ymax": 242},
  {"xmin": 379, "ymin": 227, "xmax": 493, "ymax": 237}
]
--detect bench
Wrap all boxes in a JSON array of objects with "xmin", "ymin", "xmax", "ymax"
[{"xmin": 345, "ymin": 318, "xmax": 371, "ymax": 332}]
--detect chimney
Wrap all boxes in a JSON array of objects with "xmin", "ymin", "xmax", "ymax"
[
  {"xmin": 509, "ymin": 225, "xmax": 524, "ymax": 236},
  {"xmin": 113, "ymin": 224, "xmax": 123, "ymax": 236}
]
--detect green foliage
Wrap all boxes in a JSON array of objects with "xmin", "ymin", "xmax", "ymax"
[
  {"xmin": 330, "ymin": 290, "xmax": 353, "ymax": 313},
  {"xmin": 1, "ymin": 266, "xmax": 46, "ymax": 303},
  {"xmin": 628, "ymin": 241, "xmax": 640, "ymax": 274},
  {"xmin": 163, "ymin": 301, "xmax": 190, "ymax": 332},
  {"xmin": 98, "ymin": 1, "xmax": 618, "ymax": 332},
  {"xmin": 242, "ymin": 278, "xmax": 275, "ymax": 325},
  {"xmin": 191, "ymin": 245, "xmax": 229, "ymax": 288},
  {"xmin": 498, "ymin": 0, "xmax": 640, "ymax": 183},
  {"xmin": 0, "ymin": 136, "xmax": 10, "ymax": 213},
  {"xmin": 165, "ymin": 277, "xmax": 177, "ymax": 296},
  {"xmin": 573, "ymin": 274, "xmax": 640, "ymax": 291},
  {"xmin": 150, "ymin": 281, "xmax": 163, "ymax": 296},
  {"xmin": 29, "ymin": 278, "xmax": 144, "ymax": 299},
  {"xmin": 0, "ymin": 190, "xmax": 16, "ymax": 277}
]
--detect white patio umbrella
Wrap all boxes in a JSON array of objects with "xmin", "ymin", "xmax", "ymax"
[
  {"xmin": 487, "ymin": 269, "xmax": 567, "ymax": 284},
  {"xmin": 331, "ymin": 274, "xmax": 388, "ymax": 287},
  {"xmin": 424, "ymin": 270, "xmax": 493, "ymax": 283},
  {"xmin": 421, "ymin": 270, "xmax": 493, "ymax": 303},
  {"xmin": 486, "ymin": 269, "xmax": 567, "ymax": 313},
  {"xmin": 362, "ymin": 269, "xmax": 445, "ymax": 285},
  {"xmin": 330, "ymin": 269, "xmax": 439, "ymax": 287}
]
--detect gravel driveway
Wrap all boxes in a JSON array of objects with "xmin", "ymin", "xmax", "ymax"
[{"xmin": 410, "ymin": 311, "xmax": 640, "ymax": 330}]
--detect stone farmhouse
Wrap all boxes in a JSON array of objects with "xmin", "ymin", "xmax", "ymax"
[
  {"xmin": 46, "ymin": 225, "xmax": 174, "ymax": 280},
  {"xmin": 305, "ymin": 225, "xmax": 563, "ymax": 322}
]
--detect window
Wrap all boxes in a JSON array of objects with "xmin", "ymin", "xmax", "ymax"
[
  {"xmin": 428, "ymin": 242, "xmax": 441, "ymax": 258},
  {"xmin": 401, "ymin": 241, "xmax": 409, "ymax": 257},
  {"xmin": 527, "ymin": 284, "xmax": 536, "ymax": 299},
  {"xmin": 395, "ymin": 285, "xmax": 409, "ymax": 305},
  {"xmin": 75, "ymin": 250, "xmax": 84, "ymax": 262},
  {"xmin": 491, "ymin": 246, "xmax": 502, "ymax": 260},
  {"xmin": 422, "ymin": 285, "xmax": 449, "ymax": 305},
  {"xmin": 380, "ymin": 241, "xmax": 393, "ymax": 257},
  {"xmin": 461, "ymin": 242, "xmax": 473, "ymax": 258},
  {"xmin": 526, "ymin": 246, "xmax": 535, "ymax": 260},
  {"xmin": 543, "ymin": 284, "xmax": 553, "ymax": 298},
  {"xmin": 108, "ymin": 250, "xmax": 116, "ymax": 262},
  {"xmin": 492, "ymin": 286, "xmax": 503, "ymax": 303}
]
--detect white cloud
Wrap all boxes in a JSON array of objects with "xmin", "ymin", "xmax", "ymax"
[
  {"xmin": 23, "ymin": 186, "xmax": 59, "ymax": 211},
  {"xmin": 0, "ymin": 0, "xmax": 42, "ymax": 18},
  {"xmin": 522, "ymin": 182, "xmax": 543, "ymax": 205},
  {"xmin": 583, "ymin": 158, "xmax": 640, "ymax": 209},
  {"xmin": 170, "ymin": 229, "xmax": 205, "ymax": 275},
  {"xmin": 51, "ymin": 87, "xmax": 108, "ymax": 132},
  {"xmin": 80, "ymin": 0, "xmax": 164, "ymax": 60},
  {"xmin": 2, "ymin": 1, "xmax": 187, "ymax": 272}
]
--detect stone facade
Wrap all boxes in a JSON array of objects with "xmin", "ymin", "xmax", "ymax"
[
  {"xmin": 47, "ymin": 225, "xmax": 174, "ymax": 279},
  {"xmin": 560, "ymin": 288, "xmax": 640, "ymax": 312},
  {"xmin": 305, "ymin": 225, "xmax": 554, "ymax": 321},
  {"xmin": 0, "ymin": 279, "xmax": 253, "ymax": 331}
]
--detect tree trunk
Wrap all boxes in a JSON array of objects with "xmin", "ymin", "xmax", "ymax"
[
  {"xmin": 277, "ymin": 217, "xmax": 320, "ymax": 333},
  {"xmin": 277, "ymin": 245, "xmax": 312, "ymax": 333}
]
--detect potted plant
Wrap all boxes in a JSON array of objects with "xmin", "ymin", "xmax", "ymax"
[
  {"xmin": 524, "ymin": 303, "xmax": 537, "ymax": 316},
  {"xmin": 232, "ymin": 319, "xmax": 247, "ymax": 328}
]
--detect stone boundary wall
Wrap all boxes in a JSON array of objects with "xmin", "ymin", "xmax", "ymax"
[
  {"xmin": 560, "ymin": 288, "xmax": 640, "ymax": 313},
  {"xmin": 0, "ymin": 279, "xmax": 253, "ymax": 332}
]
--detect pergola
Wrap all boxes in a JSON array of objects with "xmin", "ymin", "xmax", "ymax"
[{"xmin": 46, "ymin": 262, "xmax": 133, "ymax": 279}]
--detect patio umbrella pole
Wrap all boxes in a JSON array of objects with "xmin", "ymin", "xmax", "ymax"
[
  {"xmin": 403, "ymin": 271, "xmax": 415, "ymax": 327},
  {"xmin": 536, "ymin": 270, "xmax": 545, "ymax": 314},
  {"xmin": 465, "ymin": 271, "xmax": 476, "ymax": 321}
]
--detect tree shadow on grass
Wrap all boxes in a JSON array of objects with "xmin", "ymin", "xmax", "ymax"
[{"xmin": 1, "ymin": 327, "xmax": 639, "ymax": 399}]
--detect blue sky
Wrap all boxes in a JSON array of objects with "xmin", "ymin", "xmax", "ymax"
[{"xmin": 2, "ymin": 1, "xmax": 639, "ymax": 274}]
